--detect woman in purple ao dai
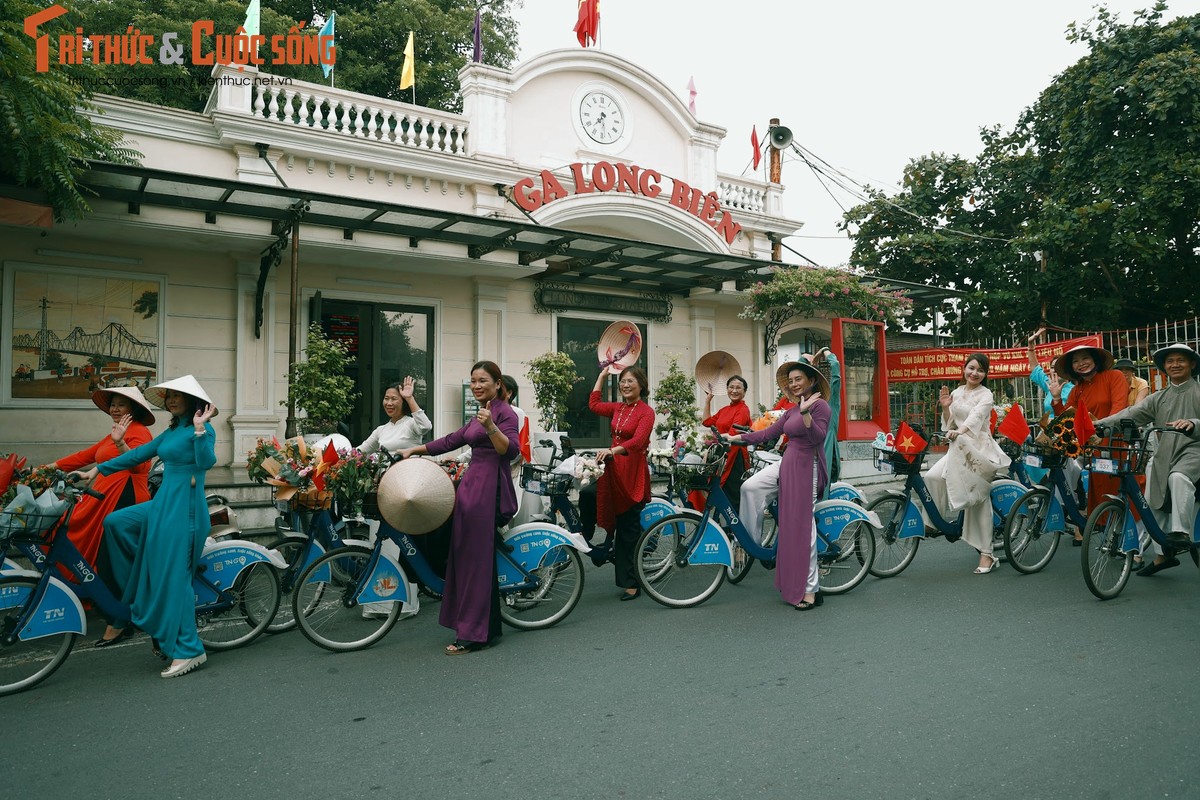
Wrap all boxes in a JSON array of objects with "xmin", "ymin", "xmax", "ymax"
[{"xmin": 725, "ymin": 360, "xmax": 831, "ymax": 610}]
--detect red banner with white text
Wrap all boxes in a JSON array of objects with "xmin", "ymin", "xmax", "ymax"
[{"xmin": 885, "ymin": 335, "xmax": 1103, "ymax": 383}]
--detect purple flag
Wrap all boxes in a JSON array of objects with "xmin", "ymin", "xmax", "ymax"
[{"xmin": 472, "ymin": 10, "xmax": 482, "ymax": 62}]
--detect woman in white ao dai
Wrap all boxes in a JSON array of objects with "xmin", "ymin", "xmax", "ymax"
[
  {"xmin": 358, "ymin": 376, "xmax": 432, "ymax": 456},
  {"xmin": 923, "ymin": 354, "xmax": 1011, "ymax": 574}
]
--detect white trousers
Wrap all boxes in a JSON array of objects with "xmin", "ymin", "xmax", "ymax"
[{"xmin": 1149, "ymin": 471, "xmax": 1198, "ymax": 557}]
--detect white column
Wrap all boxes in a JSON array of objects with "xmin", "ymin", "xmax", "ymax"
[{"xmin": 229, "ymin": 260, "xmax": 283, "ymax": 465}]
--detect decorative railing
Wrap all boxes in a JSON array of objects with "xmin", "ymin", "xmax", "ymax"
[
  {"xmin": 244, "ymin": 75, "xmax": 470, "ymax": 156},
  {"xmin": 716, "ymin": 175, "xmax": 767, "ymax": 214}
]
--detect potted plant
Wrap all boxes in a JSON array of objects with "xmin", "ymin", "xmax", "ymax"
[
  {"xmin": 525, "ymin": 351, "xmax": 580, "ymax": 461},
  {"xmin": 653, "ymin": 354, "xmax": 700, "ymax": 450},
  {"xmin": 284, "ymin": 322, "xmax": 359, "ymax": 436}
]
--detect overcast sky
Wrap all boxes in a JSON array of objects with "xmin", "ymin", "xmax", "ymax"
[{"xmin": 511, "ymin": 0, "xmax": 1200, "ymax": 267}]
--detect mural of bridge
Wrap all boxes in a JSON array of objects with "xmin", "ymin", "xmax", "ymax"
[{"xmin": 11, "ymin": 322, "xmax": 157, "ymax": 368}]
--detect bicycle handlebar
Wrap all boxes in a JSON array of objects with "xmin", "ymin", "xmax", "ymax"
[
  {"xmin": 63, "ymin": 470, "xmax": 105, "ymax": 501},
  {"xmin": 731, "ymin": 424, "xmax": 751, "ymax": 433}
]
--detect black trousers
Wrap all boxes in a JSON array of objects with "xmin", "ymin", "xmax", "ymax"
[{"xmin": 613, "ymin": 504, "xmax": 645, "ymax": 590}]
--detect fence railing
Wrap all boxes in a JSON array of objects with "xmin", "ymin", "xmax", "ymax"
[{"xmin": 887, "ymin": 316, "xmax": 1200, "ymax": 431}]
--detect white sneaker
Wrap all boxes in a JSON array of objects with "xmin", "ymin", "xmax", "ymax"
[{"xmin": 161, "ymin": 653, "xmax": 207, "ymax": 679}]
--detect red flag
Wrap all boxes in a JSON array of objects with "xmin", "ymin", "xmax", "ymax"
[
  {"xmin": 751, "ymin": 125, "xmax": 762, "ymax": 171},
  {"xmin": 519, "ymin": 417, "xmax": 531, "ymax": 463},
  {"xmin": 1073, "ymin": 398, "xmax": 1095, "ymax": 443},
  {"xmin": 574, "ymin": 0, "xmax": 599, "ymax": 47},
  {"xmin": 894, "ymin": 422, "xmax": 927, "ymax": 462},
  {"xmin": 997, "ymin": 404, "xmax": 1031, "ymax": 444},
  {"xmin": 686, "ymin": 76, "xmax": 697, "ymax": 115}
]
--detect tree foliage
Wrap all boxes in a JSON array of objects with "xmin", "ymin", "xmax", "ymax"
[
  {"xmin": 67, "ymin": 0, "xmax": 521, "ymax": 113},
  {"xmin": 844, "ymin": 3, "xmax": 1200, "ymax": 338},
  {"xmin": 0, "ymin": 0, "xmax": 140, "ymax": 221}
]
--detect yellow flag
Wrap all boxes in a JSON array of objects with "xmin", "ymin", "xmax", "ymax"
[{"xmin": 399, "ymin": 31, "xmax": 415, "ymax": 90}]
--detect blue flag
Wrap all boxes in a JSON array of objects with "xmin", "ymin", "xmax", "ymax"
[{"xmin": 319, "ymin": 11, "xmax": 336, "ymax": 78}]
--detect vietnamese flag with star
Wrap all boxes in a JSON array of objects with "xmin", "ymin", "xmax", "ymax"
[{"xmin": 895, "ymin": 422, "xmax": 927, "ymax": 462}]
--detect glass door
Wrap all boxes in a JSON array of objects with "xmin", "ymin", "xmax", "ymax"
[
  {"xmin": 556, "ymin": 316, "xmax": 649, "ymax": 448},
  {"xmin": 318, "ymin": 300, "xmax": 434, "ymax": 444}
]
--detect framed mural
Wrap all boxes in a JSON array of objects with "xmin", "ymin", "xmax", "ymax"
[{"xmin": 2, "ymin": 262, "xmax": 165, "ymax": 406}]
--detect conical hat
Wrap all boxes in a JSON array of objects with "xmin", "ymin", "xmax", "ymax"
[
  {"xmin": 92, "ymin": 386, "xmax": 155, "ymax": 425},
  {"xmin": 694, "ymin": 351, "xmax": 743, "ymax": 396},
  {"xmin": 377, "ymin": 458, "xmax": 456, "ymax": 535},
  {"xmin": 144, "ymin": 375, "xmax": 218, "ymax": 417},
  {"xmin": 597, "ymin": 320, "xmax": 642, "ymax": 375},
  {"xmin": 1152, "ymin": 342, "xmax": 1200, "ymax": 371},
  {"xmin": 1054, "ymin": 345, "xmax": 1114, "ymax": 383},
  {"xmin": 776, "ymin": 360, "xmax": 830, "ymax": 401}
]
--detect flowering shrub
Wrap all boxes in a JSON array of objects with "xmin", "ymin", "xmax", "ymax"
[
  {"xmin": 739, "ymin": 266, "xmax": 911, "ymax": 328},
  {"xmin": 653, "ymin": 354, "xmax": 699, "ymax": 446}
]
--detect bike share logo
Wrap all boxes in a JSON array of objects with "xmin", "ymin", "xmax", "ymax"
[
  {"xmin": 374, "ymin": 575, "xmax": 398, "ymax": 598},
  {"xmin": 23, "ymin": 3, "xmax": 336, "ymax": 73},
  {"xmin": 73, "ymin": 559, "xmax": 97, "ymax": 583}
]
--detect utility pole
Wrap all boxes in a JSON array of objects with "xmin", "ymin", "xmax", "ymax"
[{"xmin": 768, "ymin": 118, "xmax": 783, "ymax": 261}]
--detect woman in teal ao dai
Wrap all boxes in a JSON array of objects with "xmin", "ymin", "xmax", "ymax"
[{"xmin": 75, "ymin": 376, "xmax": 218, "ymax": 678}]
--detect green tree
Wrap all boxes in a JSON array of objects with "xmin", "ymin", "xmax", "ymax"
[
  {"xmin": 844, "ymin": 3, "xmax": 1200, "ymax": 337},
  {"xmin": 69, "ymin": 0, "xmax": 521, "ymax": 113},
  {"xmin": 133, "ymin": 290, "xmax": 158, "ymax": 319},
  {"xmin": 0, "ymin": 0, "xmax": 140, "ymax": 221}
]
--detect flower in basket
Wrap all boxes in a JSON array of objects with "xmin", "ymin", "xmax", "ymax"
[
  {"xmin": 573, "ymin": 454, "xmax": 606, "ymax": 487},
  {"xmin": 649, "ymin": 448, "xmax": 676, "ymax": 471},
  {"xmin": 19, "ymin": 465, "xmax": 59, "ymax": 498},
  {"xmin": 326, "ymin": 448, "xmax": 385, "ymax": 516}
]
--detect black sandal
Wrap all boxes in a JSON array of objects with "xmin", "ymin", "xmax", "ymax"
[{"xmin": 444, "ymin": 640, "xmax": 489, "ymax": 655}]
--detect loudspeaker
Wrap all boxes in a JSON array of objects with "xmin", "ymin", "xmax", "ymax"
[{"xmin": 768, "ymin": 125, "xmax": 793, "ymax": 150}]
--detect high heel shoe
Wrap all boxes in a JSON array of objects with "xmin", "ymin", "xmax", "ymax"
[
  {"xmin": 93, "ymin": 627, "xmax": 134, "ymax": 648},
  {"xmin": 974, "ymin": 554, "xmax": 999, "ymax": 574}
]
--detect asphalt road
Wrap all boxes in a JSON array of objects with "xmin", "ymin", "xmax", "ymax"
[{"xmin": 5, "ymin": 528, "xmax": 1200, "ymax": 800}]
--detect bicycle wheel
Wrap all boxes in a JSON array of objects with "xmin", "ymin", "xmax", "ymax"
[
  {"xmin": 1081, "ymin": 500, "xmax": 1133, "ymax": 600},
  {"xmin": 0, "ymin": 577, "xmax": 77, "ymax": 696},
  {"xmin": 818, "ymin": 519, "xmax": 876, "ymax": 594},
  {"xmin": 293, "ymin": 547, "xmax": 401, "ymax": 652},
  {"xmin": 265, "ymin": 534, "xmax": 310, "ymax": 634},
  {"xmin": 865, "ymin": 495, "xmax": 920, "ymax": 577},
  {"xmin": 726, "ymin": 538, "xmax": 755, "ymax": 584},
  {"xmin": 197, "ymin": 561, "xmax": 280, "ymax": 651},
  {"xmin": 500, "ymin": 546, "xmax": 585, "ymax": 630},
  {"xmin": 1003, "ymin": 490, "xmax": 1060, "ymax": 574},
  {"xmin": 636, "ymin": 514, "xmax": 726, "ymax": 608}
]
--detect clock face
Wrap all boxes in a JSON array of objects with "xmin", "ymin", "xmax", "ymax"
[{"xmin": 578, "ymin": 91, "xmax": 625, "ymax": 145}]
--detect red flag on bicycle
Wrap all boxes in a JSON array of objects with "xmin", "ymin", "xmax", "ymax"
[
  {"xmin": 997, "ymin": 403, "xmax": 1031, "ymax": 443},
  {"xmin": 1073, "ymin": 398, "xmax": 1095, "ymax": 443},
  {"xmin": 895, "ymin": 422, "xmax": 926, "ymax": 462}
]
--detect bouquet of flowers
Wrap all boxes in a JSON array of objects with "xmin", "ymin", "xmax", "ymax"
[
  {"xmin": 326, "ymin": 448, "xmax": 386, "ymax": 516},
  {"xmin": 245, "ymin": 436, "xmax": 338, "ymax": 507},
  {"xmin": 1035, "ymin": 408, "xmax": 1092, "ymax": 459},
  {"xmin": 438, "ymin": 454, "xmax": 469, "ymax": 484},
  {"xmin": 573, "ymin": 454, "xmax": 606, "ymax": 487}
]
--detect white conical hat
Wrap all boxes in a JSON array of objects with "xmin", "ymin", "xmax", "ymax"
[
  {"xmin": 377, "ymin": 458, "xmax": 456, "ymax": 535},
  {"xmin": 91, "ymin": 385, "xmax": 156, "ymax": 425},
  {"xmin": 1152, "ymin": 342, "xmax": 1200, "ymax": 371},
  {"xmin": 144, "ymin": 375, "xmax": 219, "ymax": 417}
]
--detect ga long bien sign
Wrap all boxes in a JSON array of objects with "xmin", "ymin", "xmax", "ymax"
[{"xmin": 510, "ymin": 161, "xmax": 743, "ymax": 245}]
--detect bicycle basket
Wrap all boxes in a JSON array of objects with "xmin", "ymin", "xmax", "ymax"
[
  {"xmin": 670, "ymin": 459, "xmax": 725, "ymax": 490},
  {"xmin": 290, "ymin": 487, "xmax": 334, "ymax": 510},
  {"xmin": 0, "ymin": 484, "xmax": 68, "ymax": 544},
  {"xmin": 1083, "ymin": 441, "xmax": 1143, "ymax": 476},
  {"xmin": 873, "ymin": 447, "xmax": 922, "ymax": 475},
  {"xmin": 361, "ymin": 490, "xmax": 380, "ymax": 519},
  {"xmin": 520, "ymin": 463, "xmax": 573, "ymax": 496},
  {"xmin": 1021, "ymin": 441, "xmax": 1065, "ymax": 470}
]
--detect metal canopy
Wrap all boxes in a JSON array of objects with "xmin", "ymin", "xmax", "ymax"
[{"xmin": 77, "ymin": 163, "xmax": 782, "ymax": 296}]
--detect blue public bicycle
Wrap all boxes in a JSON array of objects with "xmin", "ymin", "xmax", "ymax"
[
  {"xmin": 632, "ymin": 436, "xmax": 877, "ymax": 608},
  {"xmin": 1000, "ymin": 440, "xmax": 1091, "ymax": 573},
  {"xmin": 289, "ymin": 457, "xmax": 592, "ymax": 652},
  {"xmin": 1080, "ymin": 422, "xmax": 1200, "ymax": 600},
  {"xmin": 866, "ymin": 427, "xmax": 1030, "ymax": 578},
  {"xmin": 0, "ymin": 473, "xmax": 282, "ymax": 695}
]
